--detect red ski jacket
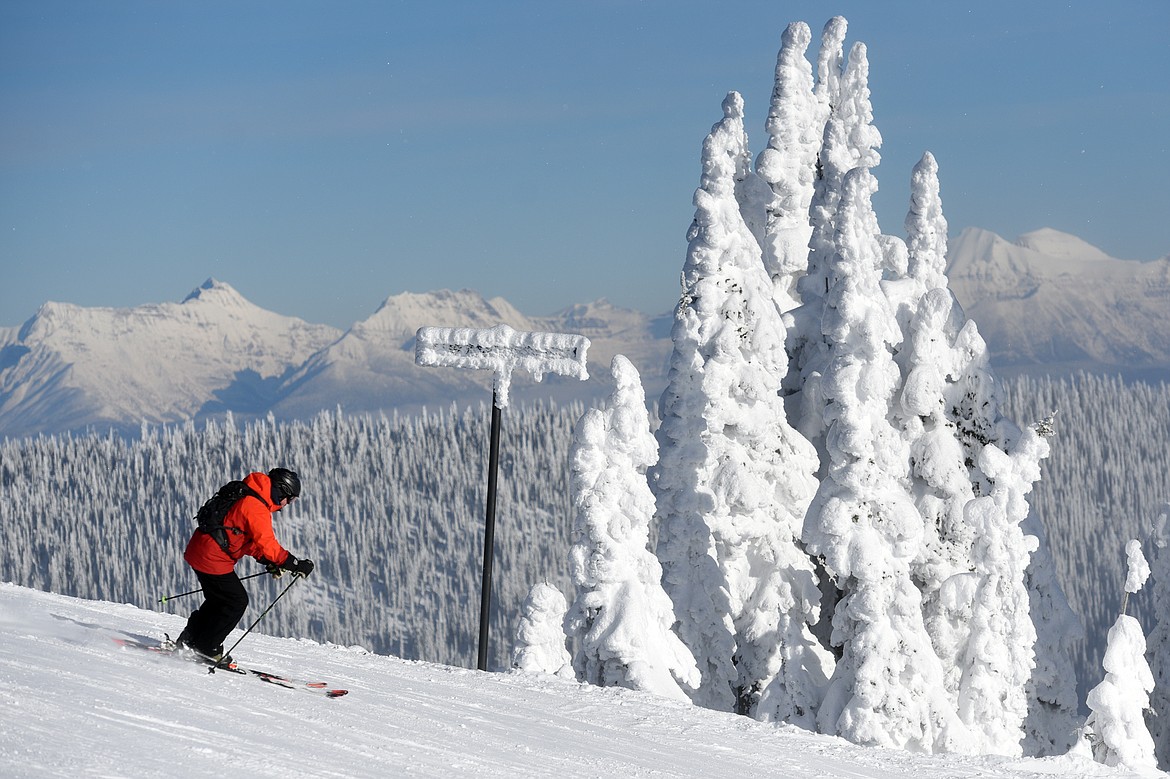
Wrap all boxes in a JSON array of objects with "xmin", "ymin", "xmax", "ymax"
[{"xmin": 184, "ymin": 471, "xmax": 292, "ymax": 575}]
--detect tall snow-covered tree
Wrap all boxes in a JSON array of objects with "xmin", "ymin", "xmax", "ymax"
[
  {"xmin": 887, "ymin": 152, "xmax": 1078, "ymax": 755},
  {"xmin": 903, "ymin": 151, "xmax": 949, "ymax": 295},
  {"xmin": 953, "ymin": 427, "xmax": 1050, "ymax": 755},
  {"xmin": 754, "ymin": 20, "xmax": 821, "ymax": 311},
  {"xmin": 1076, "ymin": 540, "xmax": 1157, "ymax": 770},
  {"xmin": 564, "ymin": 355, "xmax": 699, "ymax": 701},
  {"xmin": 652, "ymin": 92, "xmax": 825, "ymax": 717},
  {"xmin": 802, "ymin": 165, "xmax": 962, "ymax": 752},
  {"xmin": 813, "ymin": 16, "xmax": 848, "ymax": 129},
  {"xmin": 942, "ymin": 322, "xmax": 1079, "ymax": 755},
  {"xmin": 788, "ymin": 36, "xmax": 882, "ymax": 454},
  {"xmin": 1146, "ymin": 504, "xmax": 1170, "ymax": 767},
  {"xmin": 889, "ymin": 153, "xmax": 997, "ymax": 729}
]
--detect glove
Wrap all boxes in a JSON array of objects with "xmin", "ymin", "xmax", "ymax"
[
  {"xmin": 265, "ymin": 562, "xmax": 284, "ymax": 579},
  {"xmin": 285, "ymin": 556, "xmax": 315, "ymax": 578}
]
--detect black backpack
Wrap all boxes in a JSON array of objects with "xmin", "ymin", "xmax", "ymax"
[{"xmin": 195, "ymin": 480, "xmax": 265, "ymax": 554}]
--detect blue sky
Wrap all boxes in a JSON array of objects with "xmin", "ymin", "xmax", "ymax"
[{"xmin": 2, "ymin": 1, "xmax": 1167, "ymax": 329}]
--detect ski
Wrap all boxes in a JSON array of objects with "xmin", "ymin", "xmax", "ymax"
[
  {"xmin": 235, "ymin": 664, "xmax": 346, "ymax": 692},
  {"xmin": 113, "ymin": 637, "xmax": 349, "ymax": 698}
]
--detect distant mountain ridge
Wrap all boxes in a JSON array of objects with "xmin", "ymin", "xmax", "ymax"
[
  {"xmin": 0, "ymin": 279, "xmax": 341, "ymax": 438},
  {"xmin": 946, "ymin": 227, "xmax": 1170, "ymax": 379},
  {"xmin": 0, "ymin": 281, "xmax": 674, "ymax": 438},
  {"xmin": 1, "ymin": 227, "xmax": 1167, "ymax": 438}
]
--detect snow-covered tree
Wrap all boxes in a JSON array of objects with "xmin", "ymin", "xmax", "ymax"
[
  {"xmin": 1146, "ymin": 504, "xmax": 1170, "ymax": 768},
  {"xmin": 937, "ymin": 294, "xmax": 1079, "ymax": 756},
  {"xmin": 892, "ymin": 153, "xmax": 974, "ymax": 598},
  {"xmin": 903, "ymin": 152, "xmax": 949, "ymax": 295},
  {"xmin": 813, "ymin": 16, "xmax": 848, "ymax": 128},
  {"xmin": 652, "ymin": 92, "xmax": 824, "ymax": 717},
  {"xmin": 802, "ymin": 165, "xmax": 962, "ymax": 752},
  {"xmin": 512, "ymin": 582, "xmax": 572, "ymax": 677},
  {"xmin": 565, "ymin": 355, "xmax": 699, "ymax": 701},
  {"xmin": 788, "ymin": 36, "xmax": 883, "ymax": 455},
  {"xmin": 885, "ymin": 151, "xmax": 1078, "ymax": 756},
  {"xmin": 1076, "ymin": 540, "xmax": 1157, "ymax": 770},
  {"xmin": 952, "ymin": 427, "xmax": 1049, "ymax": 754},
  {"xmin": 754, "ymin": 20, "xmax": 821, "ymax": 311}
]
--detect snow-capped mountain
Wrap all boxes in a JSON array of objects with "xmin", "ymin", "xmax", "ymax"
[
  {"xmin": 1, "ymin": 226, "xmax": 1166, "ymax": 439},
  {"xmin": 946, "ymin": 228, "xmax": 1170, "ymax": 379},
  {"xmin": 271, "ymin": 290, "xmax": 671, "ymax": 419},
  {"xmin": 0, "ymin": 283, "xmax": 673, "ymax": 438},
  {"xmin": 0, "ymin": 279, "xmax": 341, "ymax": 438}
]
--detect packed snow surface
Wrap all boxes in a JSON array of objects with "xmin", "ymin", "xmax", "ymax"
[{"xmin": 0, "ymin": 584, "xmax": 1159, "ymax": 778}]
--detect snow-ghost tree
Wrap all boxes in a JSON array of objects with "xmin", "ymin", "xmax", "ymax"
[
  {"xmin": 787, "ymin": 34, "xmax": 882, "ymax": 456},
  {"xmin": 512, "ymin": 582, "xmax": 572, "ymax": 677},
  {"xmin": 1146, "ymin": 504, "xmax": 1170, "ymax": 767},
  {"xmin": 565, "ymin": 355, "xmax": 699, "ymax": 701},
  {"xmin": 813, "ymin": 16, "xmax": 848, "ymax": 130},
  {"xmin": 801, "ymin": 165, "xmax": 962, "ymax": 752},
  {"xmin": 876, "ymin": 151, "xmax": 1077, "ymax": 755},
  {"xmin": 754, "ymin": 20, "xmax": 821, "ymax": 311},
  {"xmin": 942, "ymin": 310, "xmax": 1078, "ymax": 755},
  {"xmin": 652, "ymin": 92, "xmax": 825, "ymax": 718},
  {"xmin": 1076, "ymin": 540, "xmax": 1157, "ymax": 770},
  {"xmin": 876, "ymin": 148, "xmax": 1077, "ymax": 756},
  {"xmin": 903, "ymin": 152, "xmax": 949, "ymax": 295},
  {"xmin": 884, "ymin": 154, "xmax": 982, "ymax": 733},
  {"xmin": 893, "ymin": 154, "xmax": 973, "ymax": 585},
  {"xmin": 952, "ymin": 426, "xmax": 1051, "ymax": 755}
]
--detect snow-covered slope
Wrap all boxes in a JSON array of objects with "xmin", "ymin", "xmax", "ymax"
[
  {"xmin": 0, "ymin": 279, "xmax": 341, "ymax": 438},
  {"xmin": 947, "ymin": 228, "xmax": 1170, "ymax": 378},
  {"xmin": 0, "ymin": 583, "xmax": 1153, "ymax": 778}
]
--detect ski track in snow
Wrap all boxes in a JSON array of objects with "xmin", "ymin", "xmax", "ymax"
[{"xmin": 0, "ymin": 583, "xmax": 1160, "ymax": 778}]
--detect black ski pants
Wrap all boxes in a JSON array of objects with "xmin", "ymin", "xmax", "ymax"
[{"xmin": 182, "ymin": 569, "xmax": 249, "ymax": 654}]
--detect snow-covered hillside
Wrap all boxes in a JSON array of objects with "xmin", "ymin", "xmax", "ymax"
[{"xmin": 0, "ymin": 583, "xmax": 1155, "ymax": 778}]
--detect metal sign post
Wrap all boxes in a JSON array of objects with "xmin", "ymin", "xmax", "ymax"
[
  {"xmin": 415, "ymin": 324, "xmax": 589, "ymax": 671},
  {"xmin": 479, "ymin": 394, "xmax": 502, "ymax": 672}
]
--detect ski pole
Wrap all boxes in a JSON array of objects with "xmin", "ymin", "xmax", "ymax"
[
  {"xmin": 210, "ymin": 574, "xmax": 304, "ymax": 673},
  {"xmin": 158, "ymin": 571, "xmax": 268, "ymax": 605}
]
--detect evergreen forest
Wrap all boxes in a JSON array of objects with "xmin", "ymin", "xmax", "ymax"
[{"xmin": 1, "ymin": 372, "xmax": 1166, "ymax": 703}]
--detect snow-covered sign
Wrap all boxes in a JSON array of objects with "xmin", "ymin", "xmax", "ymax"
[
  {"xmin": 414, "ymin": 322, "xmax": 590, "ymax": 671},
  {"xmin": 415, "ymin": 324, "xmax": 590, "ymax": 407}
]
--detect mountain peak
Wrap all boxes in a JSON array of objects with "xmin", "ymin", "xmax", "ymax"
[
  {"xmin": 0, "ymin": 280, "xmax": 341, "ymax": 437},
  {"xmin": 182, "ymin": 277, "xmax": 247, "ymax": 306},
  {"xmin": 1013, "ymin": 229, "xmax": 1112, "ymax": 261},
  {"xmin": 361, "ymin": 289, "xmax": 535, "ymax": 338}
]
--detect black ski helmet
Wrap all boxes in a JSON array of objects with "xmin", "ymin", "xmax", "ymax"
[{"xmin": 268, "ymin": 468, "xmax": 301, "ymax": 503}]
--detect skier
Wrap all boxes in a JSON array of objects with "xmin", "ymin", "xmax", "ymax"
[{"xmin": 175, "ymin": 468, "xmax": 314, "ymax": 664}]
